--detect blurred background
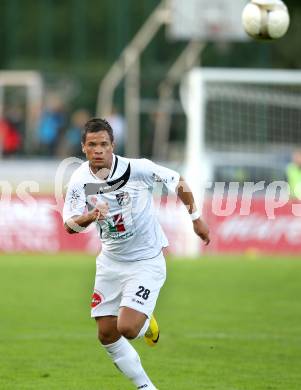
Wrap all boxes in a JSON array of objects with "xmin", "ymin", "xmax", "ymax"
[
  {"xmin": 1, "ymin": 3, "xmax": 301, "ymax": 389},
  {"xmin": 1, "ymin": 0, "xmax": 300, "ymax": 159},
  {"xmin": 1, "ymin": 0, "xmax": 301, "ymax": 255}
]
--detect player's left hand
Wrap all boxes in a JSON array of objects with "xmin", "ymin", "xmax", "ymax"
[{"xmin": 193, "ymin": 218, "xmax": 210, "ymax": 245}]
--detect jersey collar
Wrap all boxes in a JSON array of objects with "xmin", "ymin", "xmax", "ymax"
[
  {"xmin": 88, "ymin": 153, "xmax": 117, "ymax": 181},
  {"xmin": 109, "ymin": 154, "xmax": 118, "ymax": 179}
]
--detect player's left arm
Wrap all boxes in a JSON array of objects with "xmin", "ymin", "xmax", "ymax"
[
  {"xmin": 176, "ymin": 176, "xmax": 210, "ymax": 245},
  {"xmin": 140, "ymin": 159, "xmax": 210, "ymax": 245}
]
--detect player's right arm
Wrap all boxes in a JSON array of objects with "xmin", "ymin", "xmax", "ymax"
[
  {"xmin": 63, "ymin": 180, "xmax": 108, "ymax": 234},
  {"xmin": 64, "ymin": 208, "xmax": 107, "ymax": 234}
]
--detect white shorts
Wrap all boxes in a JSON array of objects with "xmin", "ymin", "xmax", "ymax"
[{"xmin": 91, "ymin": 251, "xmax": 166, "ymax": 318}]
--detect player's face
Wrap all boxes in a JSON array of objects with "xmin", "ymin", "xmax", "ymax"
[{"xmin": 82, "ymin": 130, "xmax": 114, "ymax": 173}]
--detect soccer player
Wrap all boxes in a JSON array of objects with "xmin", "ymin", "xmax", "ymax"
[{"xmin": 63, "ymin": 118, "xmax": 210, "ymax": 390}]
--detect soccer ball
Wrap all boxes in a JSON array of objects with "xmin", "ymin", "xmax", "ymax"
[{"xmin": 242, "ymin": 0, "xmax": 290, "ymax": 40}]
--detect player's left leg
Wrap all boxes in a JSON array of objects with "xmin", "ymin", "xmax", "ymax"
[
  {"xmin": 117, "ymin": 306, "xmax": 148, "ymax": 339},
  {"xmin": 118, "ymin": 251, "xmax": 166, "ymax": 347},
  {"xmin": 117, "ymin": 307, "xmax": 159, "ymax": 346}
]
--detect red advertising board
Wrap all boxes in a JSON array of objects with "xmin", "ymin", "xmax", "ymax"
[
  {"xmin": 0, "ymin": 196, "xmax": 100, "ymax": 253},
  {"xmin": 0, "ymin": 195, "xmax": 301, "ymax": 255},
  {"xmin": 204, "ymin": 197, "xmax": 301, "ymax": 254}
]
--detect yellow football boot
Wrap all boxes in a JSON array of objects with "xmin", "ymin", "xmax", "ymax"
[{"xmin": 144, "ymin": 314, "xmax": 160, "ymax": 347}]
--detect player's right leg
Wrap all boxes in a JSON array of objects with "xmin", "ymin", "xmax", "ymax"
[
  {"xmin": 96, "ymin": 315, "xmax": 120, "ymax": 345},
  {"xmin": 92, "ymin": 254, "xmax": 158, "ymax": 389},
  {"xmin": 96, "ymin": 316, "xmax": 158, "ymax": 390}
]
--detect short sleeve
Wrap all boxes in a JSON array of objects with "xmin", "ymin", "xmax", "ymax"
[
  {"xmin": 141, "ymin": 159, "xmax": 180, "ymax": 193},
  {"xmin": 63, "ymin": 181, "xmax": 86, "ymax": 223}
]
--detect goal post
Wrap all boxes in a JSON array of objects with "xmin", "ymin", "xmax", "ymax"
[
  {"xmin": 180, "ymin": 67, "xmax": 301, "ymax": 255},
  {"xmin": 0, "ymin": 71, "xmax": 43, "ymax": 155}
]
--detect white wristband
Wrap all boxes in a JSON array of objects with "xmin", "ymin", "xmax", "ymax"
[{"xmin": 190, "ymin": 210, "xmax": 200, "ymax": 221}]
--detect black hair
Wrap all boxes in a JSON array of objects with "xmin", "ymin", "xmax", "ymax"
[{"xmin": 82, "ymin": 118, "xmax": 114, "ymax": 143}]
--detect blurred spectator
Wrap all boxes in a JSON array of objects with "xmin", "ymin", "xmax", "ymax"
[
  {"xmin": 106, "ymin": 107, "xmax": 126, "ymax": 155},
  {"xmin": 38, "ymin": 95, "xmax": 67, "ymax": 156},
  {"xmin": 0, "ymin": 117, "xmax": 21, "ymax": 156},
  {"xmin": 57, "ymin": 109, "xmax": 90, "ymax": 157},
  {"xmin": 286, "ymin": 149, "xmax": 301, "ymax": 199},
  {"xmin": 6, "ymin": 104, "xmax": 25, "ymax": 153},
  {"xmin": 6, "ymin": 104, "xmax": 25, "ymax": 132}
]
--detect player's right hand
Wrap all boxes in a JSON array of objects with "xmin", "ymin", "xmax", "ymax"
[
  {"xmin": 87, "ymin": 196, "xmax": 109, "ymax": 221},
  {"xmin": 88, "ymin": 201, "xmax": 109, "ymax": 222},
  {"xmin": 94, "ymin": 201, "xmax": 109, "ymax": 221}
]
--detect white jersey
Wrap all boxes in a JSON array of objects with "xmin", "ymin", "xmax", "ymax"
[{"xmin": 63, "ymin": 155, "xmax": 180, "ymax": 262}]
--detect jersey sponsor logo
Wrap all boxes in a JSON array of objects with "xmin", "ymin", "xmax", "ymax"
[
  {"xmin": 91, "ymin": 291, "xmax": 104, "ymax": 308},
  {"xmin": 116, "ymin": 191, "xmax": 130, "ymax": 206},
  {"xmin": 108, "ymin": 213, "xmax": 126, "ymax": 232},
  {"xmin": 101, "ymin": 211, "xmax": 135, "ymax": 240}
]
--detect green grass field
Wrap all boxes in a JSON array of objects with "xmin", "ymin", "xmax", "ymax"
[{"xmin": 1, "ymin": 254, "xmax": 301, "ymax": 390}]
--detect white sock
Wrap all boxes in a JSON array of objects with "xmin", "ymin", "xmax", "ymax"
[
  {"xmin": 103, "ymin": 337, "xmax": 157, "ymax": 389},
  {"xmin": 135, "ymin": 318, "xmax": 150, "ymax": 339}
]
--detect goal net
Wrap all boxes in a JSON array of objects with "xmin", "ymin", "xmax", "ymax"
[
  {"xmin": 181, "ymin": 68, "xmax": 301, "ymax": 193},
  {"xmin": 179, "ymin": 68, "xmax": 301, "ymax": 255}
]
